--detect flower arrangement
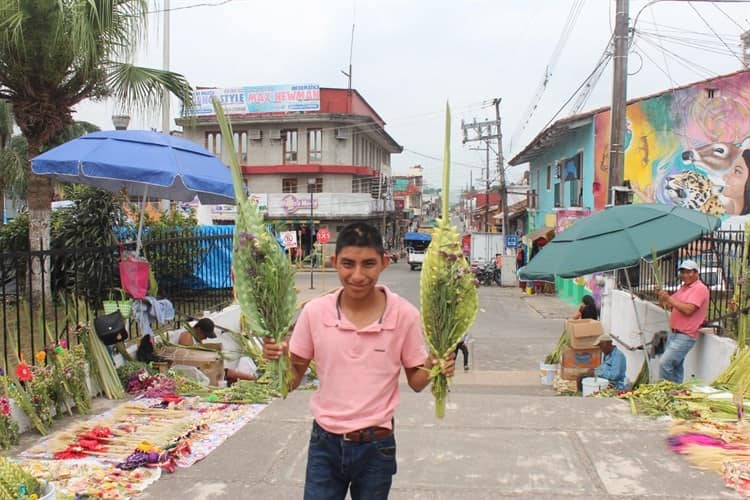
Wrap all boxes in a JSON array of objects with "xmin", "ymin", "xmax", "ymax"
[
  {"xmin": 212, "ymin": 98, "xmax": 297, "ymax": 397},
  {"xmin": 45, "ymin": 342, "xmax": 91, "ymax": 415},
  {"xmin": 25, "ymin": 365, "xmax": 55, "ymax": 430},
  {"xmin": 5, "ymin": 373, "xmax": 49, "ymax": 435},
  {"xmin": 420, "ymin": 104, "xmax": 479, "ymax": 418},
  {"xmin": 0, "ymin": 376, "xmax": 19, "ymax": 450},
  {"xmin": 0, "ymin": 456, "xmax": 43, "ymax": 499},
  {"xmin": 123, "ymin": 371, "xmax": 177, "ymax": 398}
]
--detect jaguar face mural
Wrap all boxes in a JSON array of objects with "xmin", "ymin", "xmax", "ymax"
[{"xmin": 593, "ymin": 70, "xmax": 750, "ymax": 228}]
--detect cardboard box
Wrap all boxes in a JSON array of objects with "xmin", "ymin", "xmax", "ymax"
[
  {"xmin": 565, "ymin": 319, "xmax": 603, "ymax": 349},
  {"xmin": 158, "ymin": 346, "xmax": 224, "ymax": 385},
  {"xmin": 561, "ymin": 346, "xmax": 601, "ymax": 369},
  {"xmin": 560, "ymin": 366, "xmax": 595, "ymax": 381}
]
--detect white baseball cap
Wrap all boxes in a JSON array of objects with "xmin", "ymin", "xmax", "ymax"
[{"xmin": 678, "ymin": 259, "xmax": 700, "ymax": 272}]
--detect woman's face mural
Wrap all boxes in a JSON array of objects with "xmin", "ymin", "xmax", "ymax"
[{"xmin": 592, "ymin": 71, "xmax": 750, "ymax": 226}]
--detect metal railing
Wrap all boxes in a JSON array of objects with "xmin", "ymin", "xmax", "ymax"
[
  {"xmin": 0, "ymin": 228, "xmax": 234, "ymax": 370},
  {"xmin": 618, "ymin": 229, "xmax": 744, "ymax": 333}
]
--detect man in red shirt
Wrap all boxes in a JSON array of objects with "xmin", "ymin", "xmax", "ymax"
[
  {"xmin": 656, "ymin": 259, "xmax": 710, "ymax": 383},
  {"xmin": 263, "ymin": 222, "xmax": 455, "ymax": 500}
]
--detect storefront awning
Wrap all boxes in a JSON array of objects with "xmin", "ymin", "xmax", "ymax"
[{"xmin": 521, "ymin": 226, "xmax": 555, "ymax": 246}]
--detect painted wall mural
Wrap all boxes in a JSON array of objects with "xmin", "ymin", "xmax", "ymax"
[{"xmin": 593, "ymin": 71, "xmax": 750, "ymax": 228}]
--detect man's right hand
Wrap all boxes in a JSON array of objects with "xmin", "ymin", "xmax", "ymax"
[{"xmin": 262, "ymin": 337, "xmax": 287, "ymax": 361}]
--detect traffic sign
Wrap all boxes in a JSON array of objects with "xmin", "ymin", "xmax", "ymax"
[
  {"xmin": 505, "ymin": 235, "xmax": 518, "ymax": 249},
  {"xmin": 280, "ymin": 231, "xmax": 298, "ymax": 249},
  {"xmin": 317, "ymin": 228, "xmax": 330, "ymax": 244}
]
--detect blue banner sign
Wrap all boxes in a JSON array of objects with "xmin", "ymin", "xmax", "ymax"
[{"xmin": 505, "ymin": 235, "xmax": 518, "ymax": 248}]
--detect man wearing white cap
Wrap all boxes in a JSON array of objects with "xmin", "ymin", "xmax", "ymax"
[
  {"xmin": 593, "ymin": 333, "xmax": 627, "ymax": 389},
  {"xmin": 656, "ymin": 259, "xmax": 709, "ymax": 383}
]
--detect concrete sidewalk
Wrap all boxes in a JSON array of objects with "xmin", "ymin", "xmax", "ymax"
[{"xmin": 139, "ymin": 285, "xmax": 737, "ymax": 499}]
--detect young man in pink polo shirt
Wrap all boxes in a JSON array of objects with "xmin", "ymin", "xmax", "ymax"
[
  {"xmin": 656, "ymin": 259, "xmax": 710, "ymax": 383},
  {"xmin": 263, "ymin": 222, "xmax": 455, "ymax": 500}
]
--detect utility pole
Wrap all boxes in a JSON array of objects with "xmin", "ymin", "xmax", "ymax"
[
  {"xmin": 461, "ymin": 105, "xmax": 505, "ymax": 234},
  {"xmin": 493, "ymin": 98, "xmax": 508, "ymax": 237},
  {"xmin": 485, "ymin": 147, "xmax": 490, "ymax": 232},
  {"xmin": 608, "ymin": 0, "xmax": 629, "ymax": 201},
  {"xmin": 161, "ymin": 0, "xmax": 170, "ymax": 134}
]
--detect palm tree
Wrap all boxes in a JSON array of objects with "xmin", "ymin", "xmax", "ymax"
[
  {"xmin": 0, "ymin": 0, "xmax": 193, "ymax": 252},
  {"xmin": 0, "ymin": 0, "xmax": 193, "ymax": 305}
]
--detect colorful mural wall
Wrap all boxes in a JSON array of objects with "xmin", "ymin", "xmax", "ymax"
[{"xmin": 593, "ymin": 70, "xmax": 750, "ymax": 228}]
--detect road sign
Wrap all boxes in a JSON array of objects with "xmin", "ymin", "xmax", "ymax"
[
  {"xmin": 505, "ymin": 235, "xmax": 518, "ymax": 249},
  {"xmin": 317, "ymin": 228, "xmax": 330, "ymax": 244},
  {"xmin": 280, "ymin": 231, "xmax": 297, "ymax": 249}
]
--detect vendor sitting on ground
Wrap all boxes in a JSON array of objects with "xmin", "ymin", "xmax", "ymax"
[
  {"xmin": 178, "ymin": 318, "xmax": 258, "ymax": 384},
  {"xmin": 593, "ymin": 333, "xmax": 627, "ymax": 390}
]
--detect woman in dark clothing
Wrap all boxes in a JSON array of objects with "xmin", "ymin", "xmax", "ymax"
[{"xmin": 573, "ymin": 294, "xmax": 599, "ymax": 320}]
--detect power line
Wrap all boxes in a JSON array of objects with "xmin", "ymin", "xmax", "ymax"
[
  {"xmin": 688, "ymin": 1, "xmax": 746, "ymax": 67},
  {"xmin": 148, "ymin": 0, "xmax": 235, "ymax": 14},
  {"xmin": 649, "ymin": 6, "xmax": 676, "ymax": 87},
  {"xmin": 712, "ymin": 1, "xmax": 750, "ymax": 31}
]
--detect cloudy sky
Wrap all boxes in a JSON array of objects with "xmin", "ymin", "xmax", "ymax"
[{"xmin": 74, "ymin": 0, "xmax": 750, "ymax": 195}]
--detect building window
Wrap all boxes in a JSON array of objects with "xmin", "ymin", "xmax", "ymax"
[
  {"xmin": 706, "ymin": 88, "xmax": 719, "ymax": 99},
  {"xmin": 283, "ymin": 129, "xmax": 298, "ymax": 163},
  {"xmin": 546, "ymin": 165, "xmax": 551, "ymax": 191},
  {"xmin": 308, "ymin": 129, "xmax": 322, "ymax": 163},
  {"xmin": 307, "ymin": 177, "xmax": 323, "ymax": 193},
  {"xmin": 205, "ymin": 132, "xmax": 221, "ymax": 155},
  {"xmin": 563, "ymin": 153, "xmax": 583, "ymax": 207},
  {"xmin": 282, "ymin": 178, "xmax": 298, "ymax": 193},
  {"xmin": 233, "ymin": 131, "xmax": 247, "ymax": 163},
  {"xmin": 352, "ymin": 178, "xmax": 360, "ymax": 193},
  {"xmin": 554, "ymin": 183, "xmax": 561, "ymax": 208}
]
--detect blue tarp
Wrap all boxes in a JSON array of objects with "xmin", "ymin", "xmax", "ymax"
[
  {"xmin": 193, "ymin": 225, "xmax": 233, "ymax": 289},
  {"xmin": 404, "ymin": 232, "xmax": 431, "ymax": 242}
]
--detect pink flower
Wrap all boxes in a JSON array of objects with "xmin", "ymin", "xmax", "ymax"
[
  {"xmin": 0, "ymin": 397, "xmax": 10, "ymax": 416},
  {"xmin": 59, "ymin": 339, "xmax": 68, "ymax": 349}
]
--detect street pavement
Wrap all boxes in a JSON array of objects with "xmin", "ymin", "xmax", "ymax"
[{"xmin": 23, "ymin": 264, "xmax": 739, "ymax": 498}]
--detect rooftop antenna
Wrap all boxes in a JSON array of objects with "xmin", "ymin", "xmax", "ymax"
[{"xmin": 341, "ymin": 1, "xmax": 356, "ymax": 90}]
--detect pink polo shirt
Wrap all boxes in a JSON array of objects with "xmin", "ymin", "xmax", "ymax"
[
  {"xmin": 670, "ymin": 279, "xmax": 709, "ymax": 338},
  {"xmin": 290, "ymin": 285, "xmax": 427, "ymax": 434}
]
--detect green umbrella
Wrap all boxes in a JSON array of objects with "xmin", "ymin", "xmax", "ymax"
[{"xmin": 518, "ymin": 203, "xmax": 720, "ymax": 281}]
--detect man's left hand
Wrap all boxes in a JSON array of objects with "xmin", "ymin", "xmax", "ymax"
[{"xmin": 427, "ymin": 352, "xmax": 456, "ymax": 378}]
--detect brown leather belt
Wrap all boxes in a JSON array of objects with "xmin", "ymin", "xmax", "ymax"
[{"xmin": 342, "ymin": 426, "xmax": 393, "ymax": 442}]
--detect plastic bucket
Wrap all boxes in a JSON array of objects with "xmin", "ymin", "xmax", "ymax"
[
  {"xmin": 582, "ymin": 377, "xmax": 609, "ymax": 396},
  {"xmin": 39, "ymin": 480, "xmax": 55, "ymax": 500},
  {"xmin": 539, "ymin": 362, "xmax": 558, "ymax": 385}
]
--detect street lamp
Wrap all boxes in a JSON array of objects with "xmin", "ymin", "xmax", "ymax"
[
  {"xmin": 112, "ymin": 115, "xmax": 130, "ymax": 130},
  {"xmin": 308, "ymin": 177, "xmax": 316, "ymax": 290}
]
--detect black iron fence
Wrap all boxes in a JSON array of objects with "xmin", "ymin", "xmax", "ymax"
[
  {"xmin": 0, "ymin": 228, "xmax": 234, "ymax": 371},
  {"xmin": 618, "ymin": 229, "xmax": 744, "ymax": 333}
]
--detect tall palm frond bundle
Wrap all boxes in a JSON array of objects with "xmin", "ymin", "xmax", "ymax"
[
  {"xmin": 420, "ymin": 103, "xmax": 479, "ymax": 418},
  {"xmin": 212, "ymin": 98, "xmax": 296, "ymax": 398}
]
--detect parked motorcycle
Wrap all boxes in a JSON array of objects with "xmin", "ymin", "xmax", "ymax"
[{"xmin": 473, "ymin": 261, "xmax": 502, "ymax": 286}]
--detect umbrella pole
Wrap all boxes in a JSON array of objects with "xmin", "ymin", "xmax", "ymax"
[
  {"xmin": 136, "ymin": 186, "xmax": 149, "ymax": 257},
  {"xmin": 624, "ymin": 267, "xmax": 651, "ymax": 374}
]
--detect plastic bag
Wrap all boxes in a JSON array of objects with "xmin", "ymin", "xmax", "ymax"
[{"xmin": 119, "ymin": 257, "xmax": 150, "ymax": 300}]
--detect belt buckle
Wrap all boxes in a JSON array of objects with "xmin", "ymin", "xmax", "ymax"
[{"xmin": 342, "ymin": 432, "xmax": 353, "ymax": 442}]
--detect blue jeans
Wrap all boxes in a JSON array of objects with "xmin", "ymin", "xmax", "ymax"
[
  {"xmin": 659, "ymin": 332, "xmax": 696, "ymax": 383},
  {"xmin": 304, "ymin": 421, "xmax": 397, "ymax": 500}
]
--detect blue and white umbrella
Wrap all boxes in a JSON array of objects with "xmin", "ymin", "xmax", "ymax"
[{"xmin": 32, "ymin": 130, "xmax": 236, "ymax": 254}]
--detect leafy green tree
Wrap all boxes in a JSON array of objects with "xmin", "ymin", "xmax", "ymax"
[
  {"xmin": 0, "ymin": 0, "xmax": 193, "ymax": 254},
  {"xmin": 50, "ymin": 185, "xmax": 126, "ymax": 305}
]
